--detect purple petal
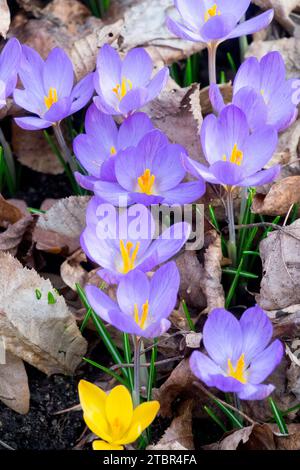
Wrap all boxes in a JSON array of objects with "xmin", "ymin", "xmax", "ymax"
[
  {"xmin": 97, "ymin": 44, "xmax": 122, "ymax": 92},
  {"xmin": 119, "ymin": 88, "xmax": 149, "ymax": 115},
  {"xmin": 226, "ymin": 10, "xmax": 274, "ymax": 41},
  {"xmin": 73, "ymin": 134, "xmax": 105, "ymax": 177},
  {"xmin": 43, "ymin": 48, "xmax": 74, "ymax": 98},
  {"xmin": 238, "ymin": 383, "xmax": 275, "ymax": 401},
  {"xmin": 118, "ymin": 112, "xmax": 154, "ymax": 149},
  {"xmin": 200, "ymin": 14, "xmax": 237, "ymax": 42},
  {"xmin": 117, "ymin": 270, "xmax": 150, "ymax": 315},
  {"xmin": 93, "ymin": 89, "xmax": 119, "ymax": 116},
  {"xmin": 107, "ymin": 308, "xmax": 142, "ymax": 335},
  {"xmin": 239, "ymin": 165, "xmax": 280, "ymax": 187},
  {"xmin": 149, "ymin": 261, "xmax": 180, "ymax": 320},
  {"xmin": 218, "ymin": 105, "xmax": 249, "ymax": 159},
  {"xmin": 174, "ymin": 0, "xmax": 205, "ymax": 30},
  {"xmin": 147, "ymin": 67, "xmax": 169, "ymax": 101},
  {"xmin": 166, "ymin": 16, "xmax": 204, "ymax": 42},
  {"xmin": 209, "ymin": 84, "xmax": 225, "ymax": 115},
  {"xmin": 210, "ymin": 161, "xmax": 244, "ymax": 186},
  {"xmin": 130, "ymin": 193, "xmax": 164, "ymax": 206},
  {"xmin": 121, "ymin": 48, "xmax": 153, "ymax": 87},
  {"xmin": 248, "ymin": 340, "xmax": 283, "ymax": 385},
  {"xmin": 80, "ymin": 228, "xmax": 117, "ymax": 271},
  {"xmin": 183, "ymin": 156, "xmax": 219, "ymax": 184},
  {"xmin": 18, "ymin": 45, "xmax": 45, "ymax": 102},
  {"xmin": 44, "ymin": 97, "xmax": 72, "ymax": 122},
  {"xmin": 190, "ymin": 351, "xmax": 223, "ymax": 387},
  {"xmin": 85, "ymin": 285, "xmax": 118, "ymax": 323},
  {"xmin": 85, "ymin": 103, "xmax": 118, "ymax": 148},
  {"xmin": 233, "ymin": 87, "xmax": 268, "ymax": 132},
  {"xmin": 14, "ymin": 116, "xmax": 52, "ymax": 130},
  {"xmin": 161, "ymin": 180, "xmax": 205, "ymax": 204},
  {"xmin": 218, "ymin": 0, "xmax": 250, "ymax": 21},
  {"xmin": 260, "ymin": 52, "xmax": 286, "ymax": 96},
  {"xmin": 100, "ymin": 158, "xmax": 117, "ymax": 182},
  {"xmin": 267, "ymin": 79, "xmax": 297, "ymax": 131},
  {"xmin": 203, "ymin": 308, "xmax": 243, "ymax": 370},
  {"xmin": 75, "ymin": 172, "xmax": 98, "ymax": 191},
  {"xmin": 0, "ymin": 38, "xmax": 21, "ymax": 83},
  {"xmin": 70, "ymin": 73, "xmax": 95, "ymax": 114},
  {"xmin": 233, "ymin": 57, "xmax": 260, "ymax": 95},
  {"xmin": 93, "ymin": 181, "xmax": 132, "ymax": 207},
  {"xmin": 152, "ymin": 144, "xmax": 186, "ymax": 191},
  {"xmin": 201, "ymin": 113, "xmax": 223, "ymax": 164},
  {"xmin": 240, "ymin": 305, "xmax": 273, "ymax": 364},
  {"xmin": 209, "ymin": 374, "xmax": 245, "ymax": 393},
  {"xmin": 143, "ymin": 319, "xmax": 171, "ymax": 338},
  {"xmin": 242, "ymin": 125, "xmax": 278, "ymax": 176},
  {"xmin": 14, "ymin": 89, "xmax": 43, "ymax": 115}
]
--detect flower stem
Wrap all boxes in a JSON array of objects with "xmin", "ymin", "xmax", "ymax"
[
  {"xmin": 208, "ymin": 42, "xmax": 218, "ymax": 84},
  {"xmin": 133, "ymin": 336, "xmax": 141, "ymax": 407},
  {"xmin": 53, "ymin": 123, "xmax": 77, "ymax": 173},
  {"xmin": 226, "ymin": 189, "xmax": 237, "ymax": 267}
]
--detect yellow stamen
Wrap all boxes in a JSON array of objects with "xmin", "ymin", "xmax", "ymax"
[
  {"xmin": 134, "ymin": 300, "xmax": 149, "ymax": 329},
  {"xmin": 112, "ymin": 77, "xmax": 133, "ymax": 101},
  {"xmin": 110, "ymin": 146, "xmax": 117, "ymax": 156},
  {"xmin": 204, "ymin": 3, "xmax": 221, "ymax": 22},
  {"xmin": 137, "ymin": 169, "xmax": 155, "ymax": 195},
  {"xmin": 119, "ymin": 240, "xmax": 140, "ymax": 274},
  {"xmin": 227, "ymin": 353, "xmax": 247, "ymax": 384},
  {"xmin": 44, "ymin": 87, "xmax": 58, "ymax": 110},
  {"xmin": 222, "ymin": 143, "xmax": 243, "ymax": 166}
]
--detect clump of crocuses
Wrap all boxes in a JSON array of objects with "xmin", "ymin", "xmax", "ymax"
[{"xmin": 190, "ymin": 306, "xmax": 283, "ymax": 400}]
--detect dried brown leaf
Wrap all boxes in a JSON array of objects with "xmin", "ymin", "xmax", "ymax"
[
  {"xmin": 0, "ymin": 195, "xmax": 23, "ymax": 225},
  {"xmin": 0, "ymin": 351, "xmax": 30, "ymax": 414},
  {"xmin": 252, "ymin": 0, "xmax": 300, "ymax": 33},
  {"xmin": 176, "ymin": 251, "xmax": 206, "ymax": 310},
  {"xmin": 0, "ymin": 251, "xmax": 87, "ymax": 375},
  {"xmin": 257, "ymin": 219, "xmax": 300, "ymax": 310},
  {"xmin": 0, "ymin": 0, "xmax": 10, "ymax": 38},
  {"xmin": 252, "ymin": 176, "xmax": 300, "ymax": 216},
  {"xmin": 60, "ymin": 249, "xmax": 89, "ymax": 291}
]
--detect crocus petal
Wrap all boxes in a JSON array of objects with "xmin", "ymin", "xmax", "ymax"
[
  {"xmin": 190, "ymin": 350, "xmax": 224, "ymax": 387},
  {"xmin": 218, "ymin": 105, "xmax": 249, "ymax": 159},
  {"xmin": 70, "ymin": 72, "xmax": 95, "ymax": 114},
  {"xmin": 210, "ymin": 374, "xmax": 246, "ymax": 393},
  {"xmin": 166, "ymin": 16, "xmax": 204, "ymax": 42},
  {"xmin": 19, "ymin": 45, "xmax": 45, "ymax": 101},
  {"xmin": 119, "ymin": 88, "xmax": 149, "ymax": 115},
  {"xmin": 84, "ymin": 413, "xmax": 113, "ymax": 443},
  {"xmin": 242, "ymin": 126, "xmax": 278, "ymax": 176},
  {"xmin": 142, "ymin": 318, "xmax": 171, "ymax": 338},
  {"xmin": 260, "ymin": 51, "xmax": 286, "ymax": 97},
  {"xmin": 160, "ymin": 180, "xmax": 205, "ymax": 205},
  {"xmin": 146, "ymin": 67, "xmax": 169, "ymax": 101},
  {"xmin": 14, "ymin": 116, "xmax": 53, "ymax": 130},
  {"xmin": 149, "ymin": 262, "xmax": 180, "ymax": 320},
  {"xmin": 116, "ymin": 270, "xmax": 150, "ymax": 316},
  {"xmin": 152, "ymin": 144, "xmax": 186, "ymax": 191},
  {"xmin": 93, "ymin": 90, "xmax": 119, "ymax": 115},
  {"xmin": 239, "ymin": 165, "xmax": 280, "ymax": 187},
  {"xmin": 0, "ymin": 38, "xmax": 21, "ymax": 83},
  {"xmin": 174, "ymin": 0, "xmax": 205, "ymax": 30},
  {"xmin": 233, "ymin": 57, "xmax": 260, "ymax": 94},
  {"xmin": 183, "ymin": 156, "xmax": 219, "ymax": 184},
  {"xmin": 73, "ymin": 134, "xmax": 105, "ymax": 177},
  {"xmin": 116, "ymin": 401, "xmax": 160, "ymax": 445},
  {"xmin": 210, "ymin": 161, "xmax": 244, "ymax": 186},
  {"xmin": 238, "ymin": 383, "xmax": 275, "ymax": 401},
  {"xmin": 93, "ymin": 181, "xmax": 132, "ymax": 207},
  {"xmin": 85, "ymin": 285, "xmax": 118, "ymax": 323},
  {"xmin": 267, "ymin": 79, "xmax": 297, "ymax": 131},
  {"xmin": 105, "ymin": 386, "xmax": 133, "ymax": 439},
  {"xmin": 75, "ymin": 172, "xmax": 98, "ymax": 191},
  {"xmin": 85, "ymin": 103, "xmax": 118, "ymax": 147},
  {"xmin": 13, "ymin": 89, "xmax": 44, "ymax": 115},
  {"xmin": 209, "ymin": 83, "xmax": 226, "ymax": 115},
  {"xmin": 233, "ymin": 87, "xmax": 268, "ymax": 132},
  {"xmin": 240, "ymin": 305, "xmax": 273, "ymax": 364},
  {"xmin": 80, "ymin": 229, "xmax": 117, "ymax": 271},
  {"xmin": 203, "ymin": 308, "xmax": 243, "ymax": 370},
  {"xmin": 130, "ymin": 193, "xmax": 164, "ymax": 206},
  {"xmin": 218, "ymin": 0, "xmax": 250, "ymax": 21},
  {"xmin": 107, "ymin": 308, "xmax": 143, "ymax": 335},
  {"xmin": 226, "ymin": 10, "xmax": 274, "ymax": 40},
  {"xmin": 200, "ymin": 14, "xmax": 237, "ymax": 42},
  {"xmin": 97, "ymin": 44, "xmax": 122, "ymax": 91},
  {"xmin": 43, "ymin": 48, "xmax": 74, "ymax": 98},
  {"xmin": 121, "ymin": 48, "xmax": 153, "ymax": 87},
  {"xmin": 248, "ymin": 340, "xmax": 284, "ymax": 385},
  {"xmin": 201, "ymin": 113, "xmax": 223, "ymax": 164},
  {"xmin": 93, "ymin": 441, "xmax": 123, "ymax": 451},
  {"xmin": 44, "ymin": 97, "xmax": 72, "ymax": 122},
  {"xmin": 118, "ymin": 112, "xmax": 154, "ymax": 149}
]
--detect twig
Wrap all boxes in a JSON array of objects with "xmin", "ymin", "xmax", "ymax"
[
  {"xmin": 193, "ymin": 381, "xmax": 256, "ymax": 425},
  {"xmin": 110, "ymin": 355, "xmax": 184, "ymax": 372},
  {"xmin": 0, "ymin": 439, "xmax": 15, "ymax": 450},
  {"xmin": 141, "ymin": 331, "xmax": 188, "ymax": 355},
  {"xmin": 234, "ymin": 222, "xmax": 282, "ymax": 231}
]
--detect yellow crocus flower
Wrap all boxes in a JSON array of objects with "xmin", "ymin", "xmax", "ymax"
[{"xmin": 78, "ymin": 380, "xmax": 160, "ymax": 450}]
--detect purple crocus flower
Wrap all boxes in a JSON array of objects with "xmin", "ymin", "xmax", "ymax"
[
  {"xmin": 190, "ymin": 306, "xmax": 283, "ymax": 400},
  {"xmin": 81, "ymin": 197, "xmax": 191, "ymax": 284},
  {"xmin": 86, "ymin": 262, "xmax": 179, "ymax": 338},
  {"xmin": 93, "ymin": 129, "xmax": 205, "ymax": 206},
  {"xmin": 14, "ymin": 45, "xmax": 94, "ymax": 130},
  {"xmin": 94, "ymin": 44, "xmax": 169, "ymax": 116},
  {"xmin": 166, "ymin": 0, "xmax": 274, "ymax": 46},
  {"xmin": 183, "ymin": 105, "xmax": 279, "ymax": 189},
  {"xmin": 0, "ymin": 38, "xmax": 22, "ymax": 109},
  {"xmin": 210, "ymin": 52, "xmax": 298, "ymax": 132},
  {"xmin": 74, "ymin": 105, "xmax": 154, "ymax": 191}
]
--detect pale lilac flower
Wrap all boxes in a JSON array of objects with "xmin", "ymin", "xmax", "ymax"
[
  {"xmin": 81, "ymin": 197, "xmax": 191, "ymax": 284},
  {"xmin": 184, "ymin": 105, "xmax": 279, "ymax": 189},
  {"xmin": 0, "ymin": 38, "xmax": 22, "ymax": 109},
  {"xmin": 86, "ymin": 262, "xmax": 180, "ymax": 338},
  {"xmin": 190, "ymin": 306, "xmax": 283, "ymax": 400},
  {"xmin": 210, "ymin": 52, "xmax": 298, "ymax": 132},
  {"xmin": 167, "ymin": 0, "xmax": 274, "ymax": 46},
  {"xmin": 94, "ymin": 44, "xmax": 169, "ymax": 116},
  {"xmin": 14, "ymin": 46, "xmax": 94, "ymax": 130},
  {"xmin": 74, "ymin": 105, "xmax": 154, "ymax": 191}
]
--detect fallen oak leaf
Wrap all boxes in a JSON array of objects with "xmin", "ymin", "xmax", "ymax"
[
  {"xmin": 0, "ymin": 351, "xmax": 30, "ymax": 414},
  {"xmin": 252, "ymin": 176, "xmax": 300, "ymax": 216},
  {"xmin": 0, "ymin": 251, "xmax": 87, "ymax": 375},
  {"xmin": 60, "ymin": 249, "xmax": 89, "ymax": 291},
  {"xmin": 0, "ymin": 0, "xmax": 10, "ymax": 38}
]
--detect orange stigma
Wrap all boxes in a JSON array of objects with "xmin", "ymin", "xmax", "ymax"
[
  {"xmin": 119, "ymin": 240, "xmax": 140, "ymax": 274},
  {"xmin": 112, "ymin": 77, "xmax": 133, "ymax": 101},
  {"xmin": 137, "ymin": 169, "xmax": 155, "ymax": 195},
  {"xmin": 44, "ymin": 87, "xmax": 58, "ymax": 110},
  {"xmin": 227, "ymin": 353, "xmax": 247, "ymax": 384}
]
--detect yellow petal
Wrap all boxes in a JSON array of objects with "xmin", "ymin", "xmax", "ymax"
[
  {"xmin": 84, "ymin": 412, "xmax": 113, "ymax": 443},
  {"xmin": 78, "ymin": 380, "xmax": 107, "ymax": 416},
  {"xmin": 92, "ymin": 440, "xmax": 124, "ymax": 451},
  {"xmin": 105, "ymin": 385, "xmax": 133, "ymax": 440},
  {"xmin": 115, "ymin": 400, "xmax": 160, "ymax": 445}
]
